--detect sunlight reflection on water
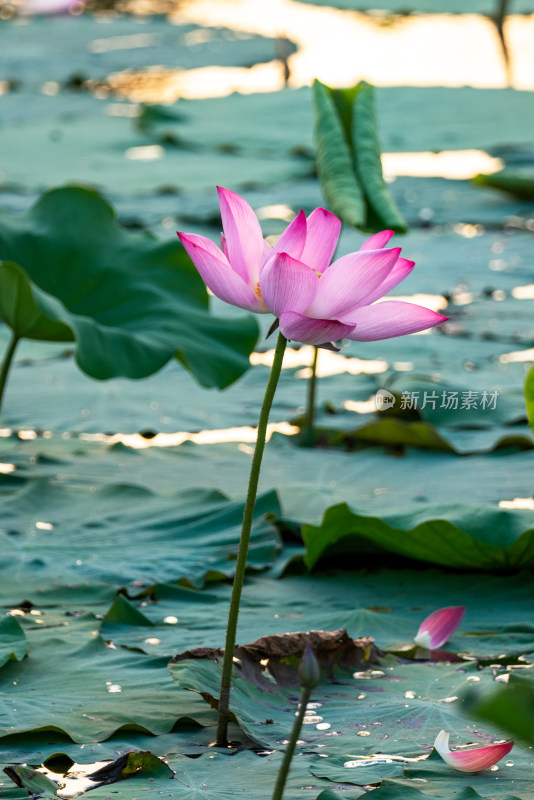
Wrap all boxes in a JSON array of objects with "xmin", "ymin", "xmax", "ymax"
[
  {"xmin": 498, "ymin": 496, "xmax": 534, "ymax": 509},
  {"xmin": 168, "ymin": 1, "xmax": 532, "ymax": 90},
  {"xmin": 251, "ymin": 346, "xmax": 388, "ymax": 377},
  {"xmin": 90, "ymin": 0, "xmax": 534, "ymax": 180},
  {"xmin": 80, "ymin": 421, "xmax": 299, "ymax": 449}
]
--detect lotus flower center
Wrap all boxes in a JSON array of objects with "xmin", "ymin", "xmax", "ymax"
[{"xmin": 255, "ymin": 281, "xmax": 263, "ymax": 300}]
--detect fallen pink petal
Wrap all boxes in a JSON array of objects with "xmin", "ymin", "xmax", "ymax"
[
  {"xmin": 415, "ymin": 606, "xmax": 466, "ymax": 649},
  {"xmin": 178, "ymin": 188, "xmax": 448, "ymax": 346},
  {"xmin": 434, "ymin": 730, "xmax": 513, "ymax": 772}
]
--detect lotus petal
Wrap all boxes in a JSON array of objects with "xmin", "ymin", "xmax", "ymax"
[
  {"xmin": 306, "ymin": 248, "xmax": 400, "ymax": 319},
  {"xmin": 414, "ymin": 606, "xmax": 466, "ymax": 649},
  {"xmin": 20, "ymin": 0, "xmax": 77, "ymax": 13},
  {"xmin": 260, "ymin": 253, "xmax": 319, "ymax": 317},
  {"xmin": 179, "ymin": 191, "xmax": 448, "ymax": 347},
  {"xmin": 356, "ymin": 257, "xmax": 415, "ymax": 308},
  {"xmin": 217, "ymin": 186, "xmax": 264, "ymax": 285},
  {"xmin": 434, "ymin": 730, "xmax": 513, "ymax": 773},
  {"xmin": 260, "ymin": 239, "xmax": 272, "ymax": 267},
  {"xmin": 178, "ymin": 233, "xmax": 264, "ymax": 313},
  {"xmin": 344, "ymin": 301, "xmax": 448, "ymax": 341},
  {"xmin": 301, "ymin": 207, "xmax": 341, "ymax": 273},
  {"xmin": 360, "ymin": 230, "xmax": 394, "ymax": 251},
  {"xmin": 279, "ymin": 311, "xmax": 354, "ymax": 346},
  {"xmin": 220, "ymin": 233, "xmax": 229, "ymax": 260},
  {"xmin": 265, "ymin": 209, "xmax": 307, "ymax": 265}
]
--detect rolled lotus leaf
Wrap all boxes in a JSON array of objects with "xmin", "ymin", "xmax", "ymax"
[
  {"xmin": 352, "ymin": 81, "xmax": 407, "ymax": 233},
  {"xmin": 312, "ymin": 78, "xmax": 365, "ymax": 229},
  {"xmin": 312, "ymin": 78, "xmax": 407, "ymax": 234}
]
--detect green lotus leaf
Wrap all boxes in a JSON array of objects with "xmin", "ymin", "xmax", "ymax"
[
  {"xmin": 381, "ymin": 747, "xmax": 532, "ymax": 799},
  {"xmin": 302, "ymin": 501, "xmax": 534, "ymax": 571},
  {"xmin": 170, "ymin": 656, "xmax": 498, "ymax": 756},
  {"xmin": 312, "ymin": 79, "xmax": 365, "ymax": 229},
  {"xmin": 4, "ymin": 751, "xmax": 173, "ymax": 799},
  {"xmin": 464, "ymin": 673, "xmax": 534, "ymax": 748},
  {"xmin": 0, "ymin": 634, "xmax": 215, "ymax": 742},
  {"xmin": 312, "ymin": 79, "xmax": 407, "ymax": 233},
  {"xmin": 473, "ymin": 169, "xmax": 534, "ymax": 201},
  {"xmin": 0, "ymin": 616, "xmax": 29, "ymax": 668},
  {"xmin": 99, "ymin": 569, "xmax": 534, "ymax": 662},
  {"xmin": 524, "ymin": 363, "xmax": 534, "ymax": 435},
  {"xmin": 3, "ymin": 765, "xmax": 59, "ymax": 798},
  {"xmin": 0, "ymin": 480, "xmax": 281, "ymax": 592},
  {"xmin": 0, "ymin": 186, "xmax": 258, "ymax": 401},
  {"xmin": 352, "ymin": 82, "xmax": 408, "ymax": 233}
]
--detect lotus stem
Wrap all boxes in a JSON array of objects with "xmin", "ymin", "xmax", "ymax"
[
  {"xmin": 271, "ymin": 684, "xmax": 312, "ymax": 800},
  {"xmin": 302, "ymin": 346, "xmax": 319, "ymax": 447},
  {"xmin": 494, "ymin": 0, "xmax": 511, "ymax": 84},
  {"xmin": 216, "ymin": 330, "xmax": 287, "ymax": 747},
  {"xmin": 0, "ymin": 333, "xmax": 19, "ymax": 413}
]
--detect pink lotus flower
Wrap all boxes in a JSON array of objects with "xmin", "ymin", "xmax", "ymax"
[
  {"xmin": 434, "ymin": 730, "xmax": 513, "ymax": 772},
  {"xmin": 178, "ymin": 187, "xmax": 447, "ymax": 346},
  {"xmin": 19, "ymin": 0, "xmax": 79, "ymax": 13},
  {"xmin": 414, "ymin": 606, "xmax": 466, "ymax": 650}
]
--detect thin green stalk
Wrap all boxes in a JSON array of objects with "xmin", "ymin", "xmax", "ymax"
[
  {"xmin": 494, "ymin": 0, "xmax": 511, "ymax": 84},
  {"xmin": 0, "ymin": 333, "xmax": 19, "ymax": 412},
  {"xmin": 271, "ymin": 685, "xmax": 312, "ymax": 800},
  {"xmin": 302, "ymin": 346, "xmax": 319, "ymax": 447},
  {"xmin": 216, "ymin": 331, "xmax": 288, "ymax": 747}
]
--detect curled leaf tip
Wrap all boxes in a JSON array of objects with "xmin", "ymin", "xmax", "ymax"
[
  {"xmin": 434, "ymin": 730, "xmax": 513, "ymax": 773},
  {"xmin": 415, "ymin": 606, "xmax": 466, "ymax": 650}
]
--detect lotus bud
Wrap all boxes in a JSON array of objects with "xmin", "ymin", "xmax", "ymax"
[{"xmin": 298, "ymin": 643, "xmax": 320, "ymax": 689}]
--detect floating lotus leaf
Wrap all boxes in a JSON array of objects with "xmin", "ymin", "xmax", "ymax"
[{"xmin": 0, "ymin": 186, "xmax": 258, "ymax": 408}]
